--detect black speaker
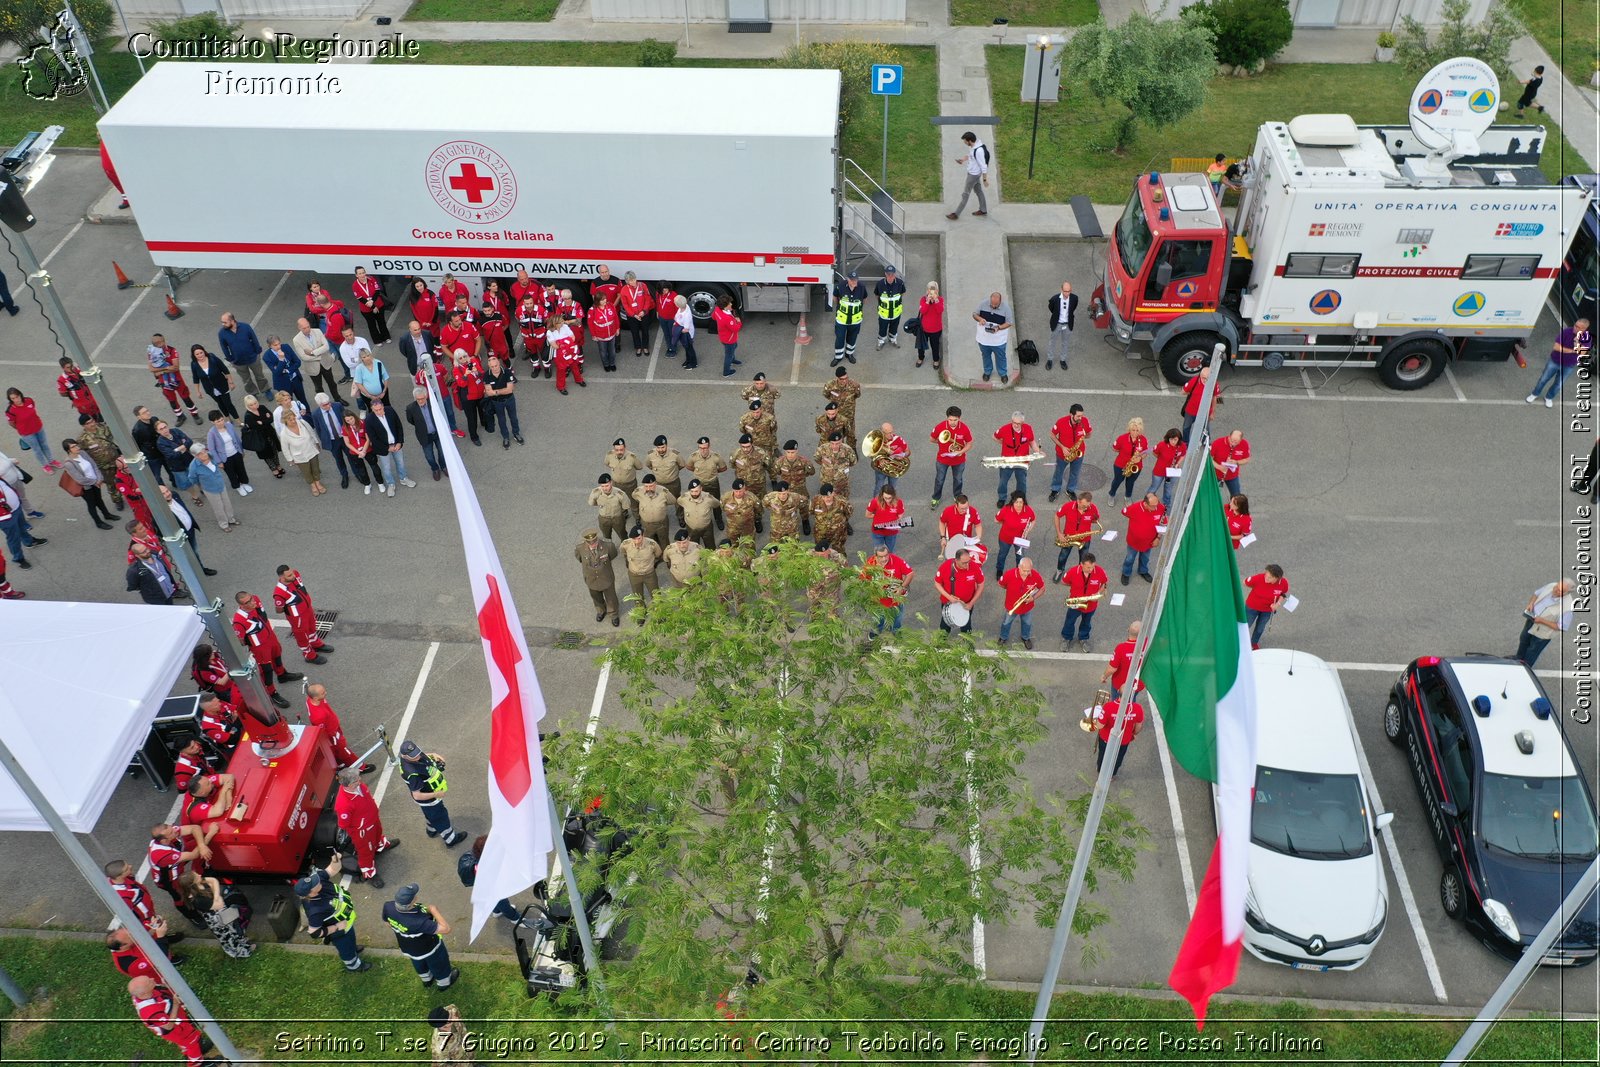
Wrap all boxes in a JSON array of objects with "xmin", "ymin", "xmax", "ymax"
[{"xmin": 0, "ymin": 181, "xmax": 35, "ymax": 232}]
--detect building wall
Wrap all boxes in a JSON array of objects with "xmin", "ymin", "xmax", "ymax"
[
  {"xmin": 591, "ymin": 0, "xmax": 907, "ymax": 22},
  {"xmin": 117, "ymin": 0, "xmax": 368, "ymax": 18}
]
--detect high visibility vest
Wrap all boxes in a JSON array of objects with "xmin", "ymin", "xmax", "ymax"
[
  {"xmin": 426, "ymin": 762, "xmax": 448, "ymax": 794},
  {"xmin": 877, "ymin": 291, "xmax": 903, "ymax": 319},
  {"xmin": 330, "ymin": 885, "xmax": 356, "ymax": 925},
  {"xmin": 835, "ymin": 293, "xmax": 863, "ymax": 326}
]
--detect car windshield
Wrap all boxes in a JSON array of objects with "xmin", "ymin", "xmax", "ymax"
[
  {"xmin": 1480, "ymin": 774, "xmax": 1600, "ymax": 860},
  {"xmin": 1251, "ymin": 766, "xmax": 1373, "ymax": 860},
  {"xmin": 1115, "ymin": 192, "xmax": 1154, "ymax": 279}
]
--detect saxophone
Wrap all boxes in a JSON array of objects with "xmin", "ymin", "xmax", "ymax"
[{"xmin": 1121, "ymin": 438, "xmax": 1144, "ymax": 478}]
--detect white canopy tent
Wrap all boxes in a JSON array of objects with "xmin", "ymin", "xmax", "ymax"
[{"xmin": 0, "ymin": 600, "xmax": 203, "ymax": 831}]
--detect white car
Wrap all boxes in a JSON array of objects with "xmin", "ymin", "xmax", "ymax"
[{"xmin": 1219, "ymin": 649, "xmax": 1394, "ymax": 970}]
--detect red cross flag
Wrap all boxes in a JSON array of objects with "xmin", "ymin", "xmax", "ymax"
[{"xmin": 423, "ymin": 370, "xmax": 552, "ymax": 940}]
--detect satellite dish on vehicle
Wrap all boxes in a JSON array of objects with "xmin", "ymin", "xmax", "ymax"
[{"xmin": 1405, "ymin": 57, "xmax": 1500, "ymax": 180}]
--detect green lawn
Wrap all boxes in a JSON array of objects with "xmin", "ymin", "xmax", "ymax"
[
  {"xmin": 1506, "ymin": 0, "xmax": 1598, "ymax": 91},
  {"xmin": 405, "ymin": 0, "xmax": 560, "ymax": 20},
  {"xmin": 987, "ymin": 49, "xmax": 1591, "ymax": 204},
  {"xmin": 0, "ymin": 937, "xmax": 1591, "ymax": 1063},
  {"xmin": 407, "ymin": 42, "xmax": 942, "ymax": 202},
  {"xmin": 0, "ymin": 48, "xmax": 145, "ymax": 148},
  {"xmin": 950, "ymin": 0, "xmax": 1099, "ymax": 25}
]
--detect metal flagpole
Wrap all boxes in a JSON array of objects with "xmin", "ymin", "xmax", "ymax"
[
  {"xmin": 546, "ymin": 790, "xmax": 612, "ymax": 1019},
  {"xmin": 1025, "ymin": 348, "xmax": 1227, "ymax": 1060},
  {"xmin": 0, "ymin": 735, "xmax": 245, "ymax": 1061},
  {"xmin": 1440, "ymin": 858, "xmax": 1599, "ymax": 1066},
  {"xmin": 5, "ymin": 218, "xmax": 282, "ymax": 734}
]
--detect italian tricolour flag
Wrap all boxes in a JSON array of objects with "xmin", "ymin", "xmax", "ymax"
[{"xmin": 1139, "ymin": 475, "xmax": 1259, "ymax": 1028}]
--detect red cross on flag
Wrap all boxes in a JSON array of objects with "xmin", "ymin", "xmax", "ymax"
[{"xmin": 423, "ymin": 371, "xmax": 552, "ymax": 941}]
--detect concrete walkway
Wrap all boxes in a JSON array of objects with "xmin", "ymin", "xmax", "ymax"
[{"xmin": 222, "ymin": 0, "xmax": 1595, "ymax": 388}]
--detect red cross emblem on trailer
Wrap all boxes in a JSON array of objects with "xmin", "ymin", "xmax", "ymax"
[{"xmin": 425, "ymin": 141, "xmax": 519, "ymax": 225}]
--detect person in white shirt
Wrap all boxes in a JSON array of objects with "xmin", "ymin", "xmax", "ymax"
[
  {"xmin": 338, "ymin": 327, "xmax": 373, "ymax": 381},
  {"xmin": 1516, "ymin": 580, "xmax": 1575, "ymax": 667},
  {"xmin": 673, "ymin": 295, "xmax": 698, "ymax": 370},
  {"xmin": 946, "ymin": 131, "xmax": 990, "ymax": 220}
]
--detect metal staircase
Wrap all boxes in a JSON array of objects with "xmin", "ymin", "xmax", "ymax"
[{"xmin": 837, "ymin": 158, "xmax": 906, "ymax": 280}]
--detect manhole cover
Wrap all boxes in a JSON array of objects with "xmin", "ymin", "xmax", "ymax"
[
  {"xmin": 554, "ymin": 631, "xmax": 585, "ymax": 650},
  {"xmin": 313, "ymin": 608, "xmax": 338, "ymax": 639},
  {"xmin": 1072, "ymin": 463, "xmax": 1109, "ymax": 493}
]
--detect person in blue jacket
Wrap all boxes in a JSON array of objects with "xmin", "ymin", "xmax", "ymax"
[{"xmin": 217, "ymin": 311, "xmax": 267, "ymax": 397}]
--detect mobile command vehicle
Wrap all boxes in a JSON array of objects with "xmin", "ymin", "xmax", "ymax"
[
  {"xmin": 1385, "ymin": 655, "xmax": 1600, "ymax": 965},
  {"xmin": 1090, "ymin": 59, "xmax": 1592, "ymax": 390},
  {"xmin": 96, "ymin": 64, "xmax": 843, "ymax": 322}
]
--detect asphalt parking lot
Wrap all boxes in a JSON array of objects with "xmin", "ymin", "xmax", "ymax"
[{"xmin": 0, "ymin": 154, "xmax": 1594, "ymax": 1019}]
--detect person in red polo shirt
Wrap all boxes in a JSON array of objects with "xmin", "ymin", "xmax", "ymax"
[
  {"xmin": 590, "ymin": 294, "xmax": 623, "ymax": 373},
  {"xmin": 1109, "ymin": 416, "xmax": 1150, "ymax": 502},
  {"xmin": 998, "ymin": 555, "xmax": 1046, "ymax": 648},
  {"xmin": 182, "ymin": 774, "xmax": 234, "ymax": 850},
  {"xmin": 1100, "ymin": 620, "xmax": 1147, "ymax": 700},
  {"xmin": 438, "ymin": 274, "xmax": 470, "ymax": 316},
  {"xmin": 305, "ymin": 682, "xmax": 376, "ymax": 773},
  {"xmin": 172, "ymin": 739, "xmax": 212, "ymax": 793},
  {"xmin": 1119, "ymin": 491, "xmax": 1166, "ymax": 585},
  {"xmin": 510, "ymin": 269, "xmax": 541, "ymax": 309},
  {"xmin": 991, "ymin": 410, "xmax": 1036, "ymax": 508},
  {"xmin": 478, "ymin": 301, "xmax": 511, "ymax": 363},
  {"xmin": 147, "ymin": 823, "xmax": 209, "ymax": 924},
  {"xmin": 1053, "ymin": 490, "xmax": 1100, "ymax": 582},
  {"xmin": 1092, "ymin": 693, "xmax": 1145, "ymax": 777},
  {"xmin": 1244, "ymin": 563, "xmax": 1289, "ymax": 648},
  {"xmin": 1060, "ymin": 551, "xmax": 1108, "ymax": 650},
  {"xmin": 866, "ymin": 485, "xmax": 907, "ymax": 554},
  {"xmin": 1048, "ymin": 402, "xmax": 1092, "ymax": 503},
  {"xmin": 107, "ymin": 927, "xmax": 172, "ymax": 978},
  {"xmin": 1226, "ymin": 494, "xmax": 1252, "ymax": 549},
  {"xmin": 1181, "ymin": 365, "xmax": 1220, "ymax": 441},
  {"xmin": 929, "ymin": 405, "xmax": 973, "ymax": 509},
  {"xmin": 449, "ymin": 348, "xmax": 489, "ymax": 444},
  {"xmin": 1210, "ymin": 428, "xmax": 1251, "ymax": 497},
  {"xmin": 439, "ymin": 309, "xmax": 481, "ymax": 362},
  {"xmin": 939, "ymin": 494, "xmax": 982, "ymax": 551},
  {"xmin": 712, "ymin": 296, "xmax": 742, "ymax": 377},
  {"xmin": 862, "ymin": 542, "xmax": 914, "ymax": 635},
  {"xmin": 548, "ymin": 313, "xmax": 586, "ymax": 396},
  {"xmin": 1147, "ymin": 427, "xmax": 1187, "ymax": 508},
  {"xmin": 936, "ymin": 546, "xmax": 985, "ymax": 636},
  {"xmin": 57, "ymin": 357, "xmax": 100, "ymax": 419},
  {"xmin": 992, "ymin": 490, "xmax": 1036, "ymax": 579},
  {"xmin": 129, "ymin": 976, "xmax": 210, "ymax": 1066},
  {"xmin": 105, "ymin": 859, "xmax": 181, "ymax": 958},
  {"xmin": 195, "ymin": 693, "xmax": 241, "ymax": 752}
]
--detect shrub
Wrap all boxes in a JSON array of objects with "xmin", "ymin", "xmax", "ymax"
[
  {"xmin": 146, "ymin": 11, "xmax": 240, "ymax": 50},
  {"xmin": 1376, "ymin": 30, "xmax": 1397, "ymax": 48},
  {"xmin": 0, "ymin": 0, "xmax": 114, "ymax": 47},
  {"xmin": 636, "ymin": 37, "xmax": 676, "ymax": 67},
  {"xmin": 1180, "ymin": 0, "xmax": 1293, "ymax": 69},
  {"xmin": 773, "ymin": 39, "xmax": 905, "ymax": 128},
  {"xmin": 1395, "ymin": 0, "xmax": 1524, "ymax": 78},
  {"xmin": 1070, "ymin": 15, "xmax": 1216, "ymax": 151}
]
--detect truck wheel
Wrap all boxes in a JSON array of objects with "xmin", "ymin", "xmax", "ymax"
[
  {"xmin": 682, "ymin": 282, "xmax": 735, "ymax": 327},
  {"xmin": 1383, "ymin": 699, "xmax": 1404, "ymax": 745},
  {"xmin": 1440, "ymin": 869, "xmax": 1465, "ymax": 920},
  {"xmin": 1158, "ymin": 332, "xmax": 1225, "ymax": 386},
  {"xmin": 1378, "ymin": 338, "xmax": 1449, "ymax": 390}
]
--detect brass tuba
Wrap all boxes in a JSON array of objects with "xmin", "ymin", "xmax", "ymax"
[
  {"xmin": 861, "ymin": 429, "xmax": 884, "ymax": 459},
  {"xmin": 937, "ymin": 428, "xmax": 954, "ymax": 444}
]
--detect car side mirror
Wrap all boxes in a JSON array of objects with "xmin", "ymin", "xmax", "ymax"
[
  {"xmin": 1439, "ymin": 802, "xmax": 1459, "ymax": 820},
  {"xmin": 1374, "ymin": 811, "xmax": 1395, "ymax": 831},
  {"xmin": 1155, "ymin": 262, "xmax": 1173, "ymax": 289}
]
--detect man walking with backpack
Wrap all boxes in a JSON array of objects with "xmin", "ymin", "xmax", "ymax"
[{"xmin": 946, "ymin": 132, "xmax": 990, "ymax": 220}]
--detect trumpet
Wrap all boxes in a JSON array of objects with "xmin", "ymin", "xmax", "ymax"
[
  {"xmin": 982, "ymin": 450, "xmax": 1046, "ymax": 469},
  {"xmin": 1064, "ymin": 591, "xmax": 1104, "ymax": 609},
  {"xmin": 1055, "ymin": 521, "xmax": 1105, "ymax": 549}
]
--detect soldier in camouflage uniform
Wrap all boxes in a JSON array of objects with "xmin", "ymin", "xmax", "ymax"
[
  {"xmin": 806, "ymin": 540, "xmax": 848, "ymax": 619},
  {"xmin": 77, "ymin": 413, "xmax": 124, "ymax": 508},
  {"xmin": 679, "ymin": 479, "xmax": 722, "ymax": 549},
  {"xmin": 603, "ymin": 438, "xmax": 644, "ymax": 523},
  {"xmin": 740, "ymin": 373, "xmax": 780, "ymax": 419},
  {"xmin": 763, "ymin": 481, "xmax": 809, "ymax": 541},
  {"xmin": 620, "ymin": 526, "xmax": 663, "ymax": 618},
  {"xmin": 682, "ymin": 436, "xmax": 728, "ymax": 531},
  {"xmin": 588, "ymin": 474, "xmax": 629, "ymax": 542},
  {"xmin": 721, "ymin": 478, "xmax": 762, "ymax": 544},
  {"xmin": 665, "ymin": 529, "xmax": 702, "ymax": 585},
  {"xmin": 770, "ymin": 439, "xmax": 816, "ymax": 499},
  {"xmin": 812, "ymin": 403, "xmax": 851, "ymax": 447},
  {"xmin": 729, "ymin": 435, "xmax": 771, "ymax": 533},
  {"xmin": 814, "ymin": 433, "xmax": 857, "ymax": 534},
  {"xmin": 810, "ymin": 482, "xmax": 850, "ymax": 553},
  {"xmin": 632, "ymin": 474, "xmax": 677, "ymax": 549},
  {"xmin": 427, "ymin": 1004, "xmax": 475, "ymax": 1066},
  {"xmin": 823, "ymin": 365, "xmax": 862, "ymax": 445},
  {"xmin": 738, "ymin": 401, "xmax": 778, "ymax": 455}
]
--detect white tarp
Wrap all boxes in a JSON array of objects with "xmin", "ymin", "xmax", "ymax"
[{"xmin": 0, "ymin": 600, "xmax": 203, "ymax": 832}]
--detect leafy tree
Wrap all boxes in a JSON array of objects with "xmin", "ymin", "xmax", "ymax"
[
  {"xmin": 0, "ymin": 0, "xmax": 112, "ymax": 47},
  {"xmin": 1069, "ymin": 14, "xmax": 1216, "ymax": 152},
  {"xmin": 1181, "ymin": 0, "xmax": 1294, "ymax": 69},
  {"xmin": 548, "ymin": 542, "xmax": 1145, "ymax": 1017},
  {"xmin": 1395, "ymin": 0, "xmax": 1525, "ymax": 78},
  {"xmin": 146, "ymin": 11, "xmax": 239, "ymax": 49}
]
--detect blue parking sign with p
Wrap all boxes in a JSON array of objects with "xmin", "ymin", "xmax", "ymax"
[{"xmin": 871, "ymin": 64, "xmax": 903, "ymax": 96}]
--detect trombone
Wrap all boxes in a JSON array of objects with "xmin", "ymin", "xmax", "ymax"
[
  {"xmin": 982, "ymin": 450, "xmax": 1046, "ymax": 469},
  {"xmin": 1004, "ymin": 584, "xmax": 1043, "ymax": 617}
]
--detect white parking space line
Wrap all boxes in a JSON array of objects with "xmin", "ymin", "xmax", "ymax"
[
  {"xmin": 644, "ymin": 323, "xmax": 663, "ymax": 382},
  {"xmin": 790, "ymin": 328, "xmax": 806, "ymax": 386},
  {"xmin": 1343, "ymin": 514, "xmax": 1436, "ymax": 525},
  {"xmin": 1442, "ymin": 366, "xmax": 1468, "ymax": 402},
  {"xmin": 89, "ymin": 273, "xmax": 163, "ymax": 362},
  {"xmin": 1147, "ymin": 702, "xmax": 1198, "ymax": 913},
  {"xmin": 1333, "ymin": 668, "xmax": 1449, "ymax": 1002},
  {"xmin": 963, "ymin": 672, "xmax": 985, "ymax": 979},
  {"xmin": 248, "ymin": 272, "xmax": 293, "ymax": 330},
  {"xmin": 1299, "ymin": 369, "xmax": 1316, "ymax": 399},
  {"xmin": 39, "ymin": 220, "xmax": 83, "ymax": 268}
]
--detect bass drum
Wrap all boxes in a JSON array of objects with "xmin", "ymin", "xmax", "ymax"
[
  {"xmin": 943, "ymin": 534, "xmax": 988, "ymax": 567},
  {"xmin": 941, "ymin": 601, "xmax": 971, "ymax": 628}
]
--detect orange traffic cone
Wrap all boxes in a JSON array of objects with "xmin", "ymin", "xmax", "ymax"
[
  {"xmin": 795, "ymin": 312, "xmax": 810, "ymax": 346},
  {"xmin": 113, "ymin": 261, "xmax": 132, "ymax": 290},
  {"xmin": 163, "ymin": 294, "xmax": 183, "ymax": 320}
]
